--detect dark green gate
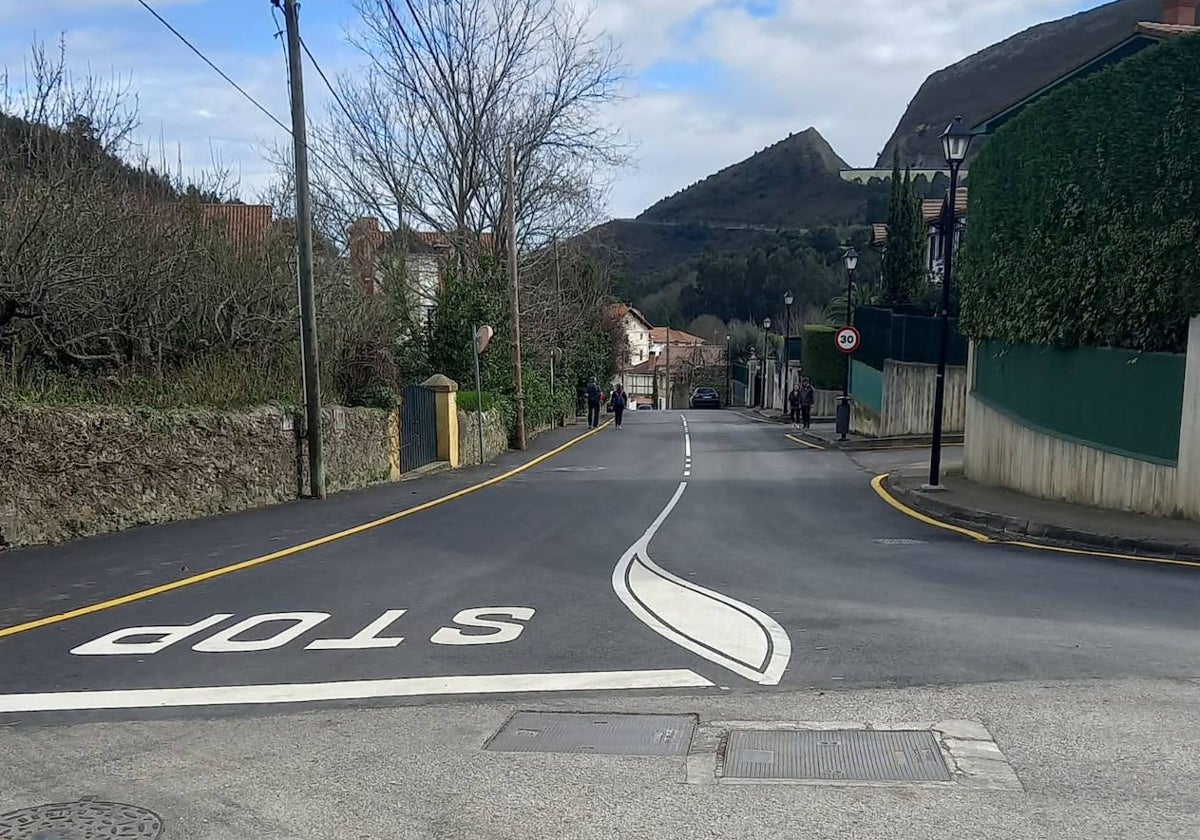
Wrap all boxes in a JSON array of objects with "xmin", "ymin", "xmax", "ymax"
[{"xmin": 400, "ymin": 384, "xmax": 439, "ymax": 471}]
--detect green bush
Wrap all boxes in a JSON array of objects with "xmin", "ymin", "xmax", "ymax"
[
  {"xmin": 958, "ymin": 34, "xmax": 1200, "ymax": 353},
  {"xmin": 801, "ymin": 325, "xmax": 847, "ymax": 390},
  {"xmin": 347, "ymin": 382, "xmax": 399, "ymax": 411}
]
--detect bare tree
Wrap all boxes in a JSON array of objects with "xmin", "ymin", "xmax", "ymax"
[{"xmin": 311, "ymin": 0, "xmax": 626, "ymax": 260}]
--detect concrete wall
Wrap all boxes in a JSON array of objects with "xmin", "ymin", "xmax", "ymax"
[
  {"xmin": 1, "ymin": 403, "xmax": 395, "ymax": 548},
  {"xmin": 964, "ymin": 316, "xmax": 1200, "ymax": 519},
  {"xmin": 457, "ymin": 408, "xmax": 510, "ymax": 466},
  {"xmin": 851, "ymin": 360, "xmax": 967, "ymax": 437},
  {"xmin": 964, "ymin": 394, "xmax": 1178, "ymax": 516}
]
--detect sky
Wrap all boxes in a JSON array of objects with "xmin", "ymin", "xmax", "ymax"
[{"xmin": 0, "ymin": 0, "xmax": 1109, "ymax": 220}]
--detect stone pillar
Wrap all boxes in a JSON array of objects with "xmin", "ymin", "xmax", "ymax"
[
  {"xmin": 1174, "ymin": 316, "xmax": 1200, "ymax": 516},
  {"xmin": 423, "ymin": 374, "xmax": 460, "ymax": 469}
]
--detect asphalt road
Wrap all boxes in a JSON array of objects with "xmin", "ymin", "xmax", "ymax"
[{"xmin": 1, "ymin": 409, "xmax": 1198, "ymax": 723}]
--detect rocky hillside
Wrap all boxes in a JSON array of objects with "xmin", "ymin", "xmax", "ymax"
[
  {"xmin": 878, "ymin": 0, "xmax": 1163, "ymax": 167},
  {"xmin": 638, "ymin": 127, "xmax": 869, "ymax": 229}
]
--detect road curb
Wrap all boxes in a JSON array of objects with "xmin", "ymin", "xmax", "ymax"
[{"xmin": 883, "ymin": 473, "xmax": 1200, "ymax": 563}]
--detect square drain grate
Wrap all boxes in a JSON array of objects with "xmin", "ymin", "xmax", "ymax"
[
  {"xmin": 486, "ymin": 712, "xmax": 695, "ymax": 756},
  {"xmin": 723, "ymin": 729, "xmax": 951, "ymax": 782}
]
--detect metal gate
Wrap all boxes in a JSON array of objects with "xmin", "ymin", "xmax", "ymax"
[{"xmin": 400, "ymin": 384, "xmax": 439, "ymax": 472}]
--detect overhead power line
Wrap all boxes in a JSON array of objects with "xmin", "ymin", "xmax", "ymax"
[{"xmin": 133, "ymin": 0, "xmax": 292, "ymax": 137}]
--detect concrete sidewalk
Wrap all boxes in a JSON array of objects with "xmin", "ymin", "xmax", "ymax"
[
  {"xmin": 749, "ymin": 407, "xmax": 964, "ymax": 451},
  {"xmin": 1, "ymin": 678, "xmax": 1196, "ymax": 839},
  {"xmin": 887, "ymin": 461, "xmax": 1200, "ymax": 561}
]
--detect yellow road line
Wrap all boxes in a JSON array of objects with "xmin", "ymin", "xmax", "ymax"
[
  {"xmin": 785, "ymin": 434, "xmax": 826, "ymax": 451},
  {"xmin": 870, "ymin": 472, "xmax": 1200, "ymax": 568},
  {"xmin": 869, "ymin": 474, "xmax": 992, "ymax": 543},
  {"xmin": 0, "ymin": 421, "xmax": 613, "ymax": 640}
]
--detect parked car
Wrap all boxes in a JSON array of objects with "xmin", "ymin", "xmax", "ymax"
[
  {"xmin": 689, "ymin": 387, "xmax": 721, "ymax": 409},
  {"xmin": 637, "ymin": 403, "xmax": 653, "ymax": 410}
]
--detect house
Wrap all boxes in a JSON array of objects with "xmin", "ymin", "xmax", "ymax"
[
  {"xmin": 610, "ymin": 304, "xmax": 654, "ymax": 368},
  {"xmin": 348, "ymin": 217, "xmax": 496, "ymax": 324},
  {"xmin": 613, "ymin": 321, "xmax": 726, "ymax": 409},
  {"xmin": 870, "ymin": 188, "xmax": 969, "ymax": 282},
  {"xmin": 971, "ymin": 0, "xmax": 1200, "ymax": 139}
]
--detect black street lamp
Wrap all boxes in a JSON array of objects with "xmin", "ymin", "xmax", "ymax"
[
  {"xmin": 837, "ymin": 248, "xmax": 859, "ymax": 440},
  {"xmin": 761, "ymin": 316, "xmax": 772, "ymax": 407},
  {"xmin": 782, "ymin": 290, "xmax": 794, "ymax": 397},
  {"xmin": 928, "ymin": 115, "xmax": 973, "ymax": 488},
  {"xmin": 725, "ymin": 332, "xmax": 732, "ymax": 406}
]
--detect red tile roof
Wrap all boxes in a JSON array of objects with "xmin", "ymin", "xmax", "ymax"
[
  {"xmin": 651, "ymin": 327, "xmax": 706, "ymax": 346},
  {"xmin": 610, "ymin": 303, "xmax": 654, "ymax": 329},
  {"xmin": 198, "ymin": 204, "xmax": 273, "ymax": 248}
]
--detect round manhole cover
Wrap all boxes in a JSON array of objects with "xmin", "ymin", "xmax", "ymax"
[{"xmin": 0, "ymin": 798, "xmax": 164, "ymax": 840}]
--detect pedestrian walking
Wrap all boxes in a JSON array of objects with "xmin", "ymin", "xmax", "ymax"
[
  {"xmin": 800, "ymin": 377, "xmax": 816, "ymax": 430},
  {"xmin": 788, "ymin": 383, "xmax": 802, "ymax": 430},
  {"xmin": 612, "ymin": 384, "xmax": 628, "ymax": 429},
  {"xmin": 586, "ymin": 378, "xmax": 602, "ymax": 429}
]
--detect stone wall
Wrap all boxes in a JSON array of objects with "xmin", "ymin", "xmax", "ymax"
[
  {"xmin": 457, "ymin": 408, "xmax": 510, "ymax": 466},
  {"xmin": 0, "ymin": 403, "xmax": 393, "ymax": 548},
  {"xmin": 852, "ymin": 360, "xmax": 967, "ymax": 437}
]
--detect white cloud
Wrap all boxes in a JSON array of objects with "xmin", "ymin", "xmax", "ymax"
[
  {"xmin": 2, "ymin": 0, "xmax": 1106, "ymax": 219},
  {"xmin": 595, "ymin": 0, "xmax": 1094, "ymax": 216}
]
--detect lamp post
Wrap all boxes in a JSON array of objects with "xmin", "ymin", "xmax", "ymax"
[
  {"xmin": 782, "ymin": 290, "xmax": 794, "ymax": 397},
  {"xmin": 725, "ymin": 332, "xmax": 732, "ymax": 406},
  {"xmin": 761, "ymin": 316, "xmax": 772, "ymax": 408},
  {"xmin": 837, "ymin": 248, "xmax": 859, "ymax": 440},
  {"xmin": 928, "ymin": 115, "xmax": 973, "ymax": 489}
]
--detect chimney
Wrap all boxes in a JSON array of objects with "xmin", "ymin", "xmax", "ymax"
[
  {"xmin": 1163, "ymin": 0, "xmax": 1198, "ymax": 25},
  {"xmin": 349, "ymin": 217, "xmax": 382, "ymax": 294}
]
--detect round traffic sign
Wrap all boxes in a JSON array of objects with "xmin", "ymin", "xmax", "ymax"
[{"xmin": 835, "ymin": 326, "xmax": 861, "ymax": 355}]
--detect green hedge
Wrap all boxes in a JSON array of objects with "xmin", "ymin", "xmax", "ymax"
[
  {"xmin": 801, "ymin": 325, "xmax": 847, "ymax": 390},
  {"xmin": 958, "ymin": 34, "xmax": 1200, "ymax": 353}
]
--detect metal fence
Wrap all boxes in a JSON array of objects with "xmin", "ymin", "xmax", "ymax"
[{"xmin": 855, "ymin": 306, "xmax": 968, "ymax": 372}]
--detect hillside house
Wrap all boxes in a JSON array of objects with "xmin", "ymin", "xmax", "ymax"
[
  {"xmin": 871, "ymin": 188, "xmax": 969, "ymax": 283},
  {"xmin": 348, "ymin": 217, "xmax": 496, "ymax": 325}
]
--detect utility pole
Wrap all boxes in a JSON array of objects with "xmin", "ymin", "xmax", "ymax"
[
  {"xmin": 507, "ymin": 145, "xmax": 527, "ymax": 450},
  {"xmin": 665, "ymin": 326, "xmax": 671, "ymax": 410},
  {"xmin": 281, "ymin": 0, "xmax": 324, "ymax": 498}
]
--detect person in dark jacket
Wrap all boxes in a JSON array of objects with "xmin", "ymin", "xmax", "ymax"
[
  {"xmin": 612, "ymin": 384, "xmax": 628, "ymax": 428},
  {"xmin": 788, "ymin": 384, "xmax": 803, "ymax": 430},
  {"xmin": 800, "ymin": 378, "xmax": 816, "ymax": 430},
  {"xmin": 586, "ymin": 378, "xmax": 602, "ymax": 429}
]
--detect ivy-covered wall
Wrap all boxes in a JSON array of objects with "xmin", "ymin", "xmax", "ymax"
[{"xmin": 958, "ymin": 33, "xmax": 1200, "ymax": 354}]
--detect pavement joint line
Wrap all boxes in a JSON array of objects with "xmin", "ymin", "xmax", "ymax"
[
  {"xmin": 0, "ymin": 421, "xmax": 615, "ymax": 641},
  {"xmin": 871, "ymin": 472, "xmax": 1200, "ymax": 570}
]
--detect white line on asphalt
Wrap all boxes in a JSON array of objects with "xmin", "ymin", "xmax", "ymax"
[
  {"xmin": 684, "ymin": 471, "xmax": 691, "ymax": 477},
  {"xmin": 0, "ymin": 670, "xmax": 715, "ymax": 713},
  {"xmin": 612, "ymin": 482, "xmax": 792, "ymax": 686}
]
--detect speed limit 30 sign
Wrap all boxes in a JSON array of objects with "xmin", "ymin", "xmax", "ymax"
[{"xmin": 835, "ymin": 326, "xmax": 861, "ymax": 355}]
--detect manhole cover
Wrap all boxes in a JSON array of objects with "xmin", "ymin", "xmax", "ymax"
[
  {"xmin": 722, "ymin": 729, "xmax": 951, "ymax": 782},
  {"xmin": 0, "ymin": 798, "xmax": 164, "ymax": 839},
  {"xmin": 874, "ymin": 538, "xmax": 927, "ymax": 545},
  {"xmin": 486, "ymin": 712, "xmax": 695, "ymax": 756}
]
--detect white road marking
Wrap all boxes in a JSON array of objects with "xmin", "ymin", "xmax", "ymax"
[
  {"xmin": 192, "ymin": 612, "xmax": 330, "ymax": 653},
  {"xmin": 684, "ymin": 471, "xmax": 691, "ymax": 477},
  {"xmin": 612, "ymin": 482, "xmax": 792, "ymax": 686},
  {"xmin": 70, "ymin": 614, "xmax": 233, "ymax": 656},
  {"xmin": 306, "ymin": 610, "xmax": 407, "ymax": 650},
  {"xmin": 0, "ymin": 670, "xmax": 715, "ymax": 713},
  {"xmin": 429, "ymin": 607, "xmax": 534, "ymax": 645}
]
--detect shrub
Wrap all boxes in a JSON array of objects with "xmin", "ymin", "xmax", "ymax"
[
  {"xmin": 801, "ymin": 325, "xmax": 846, "ymax": 390},
  {"xmin": 957, "ymin": 34, "xmax": 1200, "ymax": 353}
]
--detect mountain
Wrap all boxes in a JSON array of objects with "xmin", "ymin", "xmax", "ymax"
[
  {"xmin": 638, "ymin": 127, "xmax": 869, "ymax": 229},
  {"xmin": 878, "ymin": 0, "xmax": 1163, "ymax": 167}
]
